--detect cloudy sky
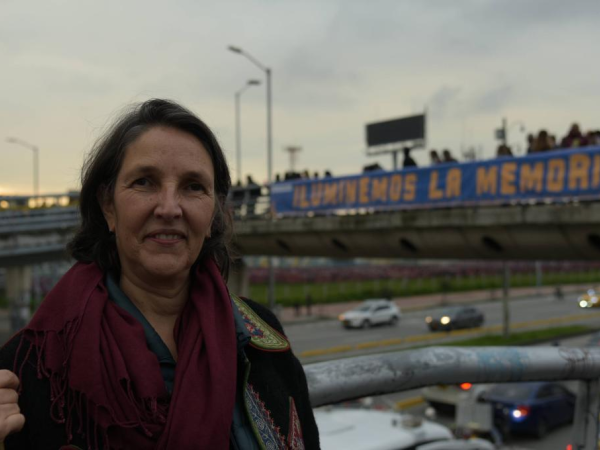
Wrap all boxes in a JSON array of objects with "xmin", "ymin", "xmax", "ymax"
[{"xmin": 1, "ymin": 0, "xmax": 598, "ymax": 194}]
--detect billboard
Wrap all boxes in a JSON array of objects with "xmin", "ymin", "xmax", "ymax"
[
  {"xmin": 271, "ymin": 147, "xmax": 600, "ymax": 215},
  {"xmin": 366, "ymin": 114, "xmax": 425, "ymax": 147}
]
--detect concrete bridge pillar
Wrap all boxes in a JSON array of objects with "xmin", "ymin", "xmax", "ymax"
[
  {"xmin": 6, "ymin": 265, "xmax": 32, "ymax": 333},
  {"xmin": 228, "ymin": 259, "xmax": 250, "ymax": 298}
]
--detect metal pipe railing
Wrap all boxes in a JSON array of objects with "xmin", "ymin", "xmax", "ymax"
[{"xmin": 305, "ymin": 346, "xmax": 600, "ymax": 450}]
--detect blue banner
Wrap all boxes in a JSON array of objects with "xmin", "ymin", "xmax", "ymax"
[{"xmin": 270, "ymin": 146, "xmax": 600, "ymax": 215}]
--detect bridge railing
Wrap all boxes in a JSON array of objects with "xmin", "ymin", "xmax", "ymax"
[
  {"xmin": 271, "ymin": 146, "xmax": 600, "ymax": 218},
  {"xmin": 5, "ymin": 146, "xmax": 600, "ymax": 221},
  {"xmin": 0, "ymin": 192, "xmax": 79, "ymax": 210},
  {"xmin": 0, "ymin": 207, "xmax": 80, "ymax": 235},
  {"xmin": 228, "ymin": 186, "xmax": 272, "ymax": 219},
  {"xmin": 305, "ymin": 346, "xmax": 600, "ymax": 450}
]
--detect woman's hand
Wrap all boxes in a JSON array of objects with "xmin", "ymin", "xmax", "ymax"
[{"xmin": 0, "ymin": 370, "xmax": 25, "ymax": 442}]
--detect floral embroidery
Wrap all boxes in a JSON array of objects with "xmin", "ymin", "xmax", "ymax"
[
  {"xmin": 232, "ymin": 296, "xmax": 290, "ymax": 351},
  {"xmin": 287, "ymin": 397, "xmax": 305, "ymax": 450},
  {"xmin": 245, "ymin": 383, "xmax": 286, "ymax": 449}
]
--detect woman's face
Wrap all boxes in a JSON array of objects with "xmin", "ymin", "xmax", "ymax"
[{"xmin": 102, "ymin": 126, "xmax": 215, "ymax": 285}]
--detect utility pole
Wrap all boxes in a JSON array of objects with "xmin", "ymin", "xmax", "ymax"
[
  {"xmin": 495, "ymin": 118, "xmax": 508, "ymax": 147},
  {"xmin": 502, "ymin": 262, "xmax": 511, "ymax": 339},
  {"xmin": 284, "ymin": 145, "xmax": 302, "ymax": 173},
  {"xmin": 392, "ymin": 150, "xmax": 399, "ymax": 171},
  {"xmin": 234, "ymin": 80, "xmax": 261, "ymax": 185},
  {"xmin": 6, "ymin": 137, "xmax": 39, "ymax": 197},
  {"xmin": 228, "ymin": 45, "xmax": 277, "ymax": 313}
]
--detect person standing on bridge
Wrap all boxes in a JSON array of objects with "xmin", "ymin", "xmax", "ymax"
[
  {"xmin": 0, "ymin": 99, "xmax": 319, "ymax": 449},
  {"xmin": 402, "ymin": 147, "xmax": 417, "ymax": 168}
]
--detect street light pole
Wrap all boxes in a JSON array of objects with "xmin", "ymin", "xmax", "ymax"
[
  {"xmin": 266, "ymin": 67, "xmax": 272, "ymax": 184},
  {"xmin": 33, "ymin": 146, "xmax": 39, "ymax": 197},
  {"xmin": 235, "ymin": 80, "xmax": 261, "ymax": 185},
  {"xmin": 228, "ymin": 46, "xmax": 273, "ymax": 183},
  {"xmin": 6, "ymin": 137, "xmax": 39, "ymax": 197},
  {"xmin": 228, "ymin": 45, "xmax": 277, "ymax": 312},
  {"xmin": 235, "ymin": 91, "xmax": 241, "ymax": 185}
]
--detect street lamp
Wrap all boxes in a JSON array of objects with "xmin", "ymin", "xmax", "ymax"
[
  {"xmin": 235, "ymin": 79, "xmax": 261, "ymax": 185},
  {"xmin": 228, "ymin": 45, "xmax": 276, "ymax": 312},
  {"xmin": 6, "ymin": 137, "xmax": 39, "ymax": 197},
  {"xmin": 228, "ymin": 45, "xmax": 273, "ymax": 185}
]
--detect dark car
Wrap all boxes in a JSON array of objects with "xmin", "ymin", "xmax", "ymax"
[
  {"xmin": 482, "ymin": 381, "xmax": 575, "ymax": 438},
  {"xmin": 425, "ymin": 306, "xmax": 484, "ymax": 332}
]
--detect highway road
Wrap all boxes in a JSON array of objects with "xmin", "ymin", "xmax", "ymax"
[
  {"xmin": 393, "ymin": 335, "xmax": 592, "ymax": 450},
  {"xmin": 296, "ymin": 298, "xmax": 598, "ymax": 450},
  {"xmin": 0, "ymin": 292, "xmax": 595, "ymax": 448},
  {"xmin": 285, "ymin": 293, "xmax": 600, "ymax": 364}
]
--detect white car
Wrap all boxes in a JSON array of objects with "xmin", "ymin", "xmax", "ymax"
[
  {"xmin": 338, "ymin": 299, "xmax": 401, "ymax": 329},
  {"xmin": 315, "ymin": 407, "xmax": 495, "ymax": 450}
]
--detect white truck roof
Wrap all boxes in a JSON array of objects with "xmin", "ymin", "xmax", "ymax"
[
  {"xmin": 315, "ymin": 407, "xmax": 453, "ymax": 450},
  {"xmin": 315, "ymin": 407, "xmax": 497, "ymax": 450}
]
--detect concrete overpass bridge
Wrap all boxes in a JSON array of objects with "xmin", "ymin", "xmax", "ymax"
[
  {"xmin": 0, "ymin": 207, "xmax": 76, "ymax": 266},
  {"xmin": 235, "ymin": 201, "xmax": 600, "ymax": 261},
  {"xmin": 3, "ymin": 198, "xmax": 600, "ymax": 266},
  {"xmin": 1, "ymin": 190, "xmax": 600, "ymax": 330}
]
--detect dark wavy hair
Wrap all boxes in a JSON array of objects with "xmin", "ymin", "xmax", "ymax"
[{"xmin": 68, "ymin": 99, "xmax": 234, "ymax": 279}]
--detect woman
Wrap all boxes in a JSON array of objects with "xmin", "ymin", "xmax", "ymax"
[{"xmin": 0, "ymin": 99, "xmax": 320, "ymax": 449}]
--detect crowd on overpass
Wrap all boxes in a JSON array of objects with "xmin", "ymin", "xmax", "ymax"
[
  {"xmin": 526, "ymin": 122, "xmax": 600, "ymax": 155},
  {"xmin": 396, "ymin": 122, "xmax": 600, "ymax": 170},
  {"xmin": 241, "ymin": 121, "xmax": 600, "ymax": 187}
]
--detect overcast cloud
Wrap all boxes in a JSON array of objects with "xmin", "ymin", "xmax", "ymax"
[{"xmin": 1, "ymin": 0, "xmax": 598, "ymax": 193}]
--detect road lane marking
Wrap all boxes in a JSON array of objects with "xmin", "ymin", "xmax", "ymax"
[
  {"xmin": 395, "ymin": 396, "xmax": 425, "ymax": 410},
  {"xmin": 301, "ymin": 345, "xmax": 354, "ymax": 357},
  {"xmin": 298, "ymin": 311, "xmax": 600, "ymax": 358}
]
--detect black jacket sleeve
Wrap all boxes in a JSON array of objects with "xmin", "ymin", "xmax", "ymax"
[
  {"xmin": 0, "ymin": 335, "xmax": 33, "ymax": 450},
  {"xmin": 243, "ymin": 299, "xmax": 321, "ymax": 449},
  {"xmin": 0, "ymin": 334, "xmax": 86, "ymax": 450}
]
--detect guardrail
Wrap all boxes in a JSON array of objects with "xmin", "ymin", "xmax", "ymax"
[
  {"xmin": 305, "ymin": 346, "xmax": 600, "ymax": 450},
  {"xmin": 0, "ymin": 207, "xmax": 80, "ymax": 235}
]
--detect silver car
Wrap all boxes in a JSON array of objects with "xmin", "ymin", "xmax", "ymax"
[{"xmin": 338, "ymin": 299, "xmax": 401, "ymax": 329}]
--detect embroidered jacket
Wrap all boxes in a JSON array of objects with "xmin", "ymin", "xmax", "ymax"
[
  {"xmin": 0, "ymin": 297, "xmax": 320, "ymax": 450},
  {"xmin": 233, "ymin": 297, "xmax": 319, "ymax": 450}
]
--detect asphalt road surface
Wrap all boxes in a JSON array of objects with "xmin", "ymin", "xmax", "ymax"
[
  {"xmin": 286, "ymin": 294, "xmax": 599, "ymax": 363},
  {"xmin": 0, "ymin": 293, "xmax": 594, "ymax": 448},
  {"xmin": 315, "ymin": 332, "xmax": 593, "ymax": 450},
  {"xmin": 399, "ymin": 334, "xmax": 592, "ymax": 450},
  {"xmin": 290, "ymin": 295, "xmax": 598, "ymax": 449}
]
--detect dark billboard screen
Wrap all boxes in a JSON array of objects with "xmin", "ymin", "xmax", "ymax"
[{"xmin": 366, "ymin": 114, "xmax": 425, "ymax": 147}]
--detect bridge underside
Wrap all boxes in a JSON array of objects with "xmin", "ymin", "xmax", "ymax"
[
  {"xmin": 234, "ymin": 203, "xmax": 600, "ymax": 260},
  {"xmin": 0, "ymin": 246, "xmax": 70, "ymax": 267}
]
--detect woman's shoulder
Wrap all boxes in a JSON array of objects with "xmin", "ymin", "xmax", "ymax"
[
  {"xmin": 237, "ymin": 297, "xmax": 282, "ymax": 330},
  {"xmin": 231, "ymin": 296, "xmax": 291, "ymax": 352}
]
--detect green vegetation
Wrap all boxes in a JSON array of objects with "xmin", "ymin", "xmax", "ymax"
[
  {"xmin": 439, "ymin": 325, "xmax": 594, "ymax": 347},
  {"xmin": 251, "ymin": 269, "xmax": 600, "ymax": 306},
  {"xmin": 374, "ymin": 325, "xmax": 597, "ymax": 358}
]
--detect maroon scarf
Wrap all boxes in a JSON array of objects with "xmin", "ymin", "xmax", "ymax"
[{"xmin": 16, "ymin": 259, "xmax": 237, "ymax": 449}]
